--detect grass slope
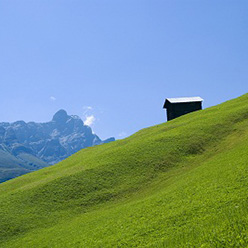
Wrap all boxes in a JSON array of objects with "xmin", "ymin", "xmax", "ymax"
[
  {"xmin": 1, "ymin": 94, "xmax": 248, "ymax": 247},
  {"xmin": 0, "ymin": 145, "xmax": 49, "ymax": 183}
]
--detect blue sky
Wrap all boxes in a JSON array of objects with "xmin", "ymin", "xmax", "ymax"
[{"xmin": 0, "ymin": 1, "xmax": 248, "ymax": 140}]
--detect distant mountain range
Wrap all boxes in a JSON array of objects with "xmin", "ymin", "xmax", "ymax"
[{"xmin": 0, "ymin": 109, "xmax": 115, "ymax": 183}]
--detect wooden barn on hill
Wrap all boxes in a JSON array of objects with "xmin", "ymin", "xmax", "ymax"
[{"xmin": 163, "ymin": 97, "xmax": 203, "ymax": 121}]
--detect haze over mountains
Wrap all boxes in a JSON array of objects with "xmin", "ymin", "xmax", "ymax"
[{"xmin": 0, "ymin": 109, "xmax": 115, "ymax": 182}]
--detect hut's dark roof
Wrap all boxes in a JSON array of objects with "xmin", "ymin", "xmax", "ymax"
[{"xmin": 163, "ymin": 97, "xmax": 203, "ymax": 108}]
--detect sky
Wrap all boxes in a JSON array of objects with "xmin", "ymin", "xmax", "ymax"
[{"xmin": 0, "ymin": 1, "xmax": 248, "ymax": 140}]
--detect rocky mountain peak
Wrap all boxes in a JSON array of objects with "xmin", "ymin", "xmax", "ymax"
[
  {"xmin": 52, "ymin": 109, "xmax": 69, "ymax": 123},
  {"xmin": 0, "ymin": 110, "xmax": 115, "ymax": 182}
]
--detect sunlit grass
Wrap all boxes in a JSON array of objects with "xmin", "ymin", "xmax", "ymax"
[{"xmin": 1, "ymin": 94, "xmax": 248, "ymax": 247}]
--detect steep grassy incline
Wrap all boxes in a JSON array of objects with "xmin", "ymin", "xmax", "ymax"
[{"xmin": 1, "ymin": 94, "xmax": 248, "ymax": 247}]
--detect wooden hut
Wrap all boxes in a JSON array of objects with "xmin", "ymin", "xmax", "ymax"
[{"xmin": 163, "ymin": 97, "xmax": 203, "ymax": 121}]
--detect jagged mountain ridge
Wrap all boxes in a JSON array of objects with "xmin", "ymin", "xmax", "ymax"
[{"xmin": 0, "ymin": 109, "xmax": 115, "ymax": 182}]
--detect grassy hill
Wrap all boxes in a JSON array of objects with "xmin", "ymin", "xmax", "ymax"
[
  {"xmin": 0, "ymin": 147, "xmax": 49, "ymax": 183},
  {"xmin": 1, "ymin": 94, "xmax": 248, "ymax": 247}
]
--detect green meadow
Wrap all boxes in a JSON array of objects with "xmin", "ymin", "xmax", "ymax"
[{"xmin": 1, "ymin": 94, "xmax": 248, "ymax": 247}]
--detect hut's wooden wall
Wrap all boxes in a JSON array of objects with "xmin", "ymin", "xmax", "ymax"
[{"xmin": 166, "ymin": 102, "xmax": 202, "ymax": 121}]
